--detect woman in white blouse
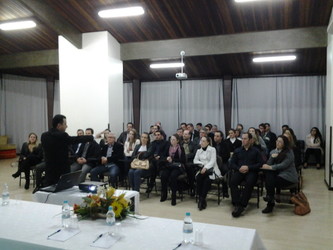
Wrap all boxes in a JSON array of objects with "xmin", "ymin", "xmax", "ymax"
[
  {"xmin": 304, "ymin": 127, "xmax": 323, "ymax": 169},
  {"xmin": 194, "ymin": 135, "xmax": 222, "ymax": 211}
]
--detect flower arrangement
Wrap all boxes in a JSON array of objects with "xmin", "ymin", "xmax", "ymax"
[{"xmin": 73, "ymin": 186, "xmax": 129, "ymax": 220}]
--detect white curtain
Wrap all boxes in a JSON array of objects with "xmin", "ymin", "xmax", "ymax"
[
  {"xmin": 123, "ymin": 82, "xmax": 133, "ymax": 128},
  {"xmin": 140, "ymin": 81, "xmax": 180, "ymax": 138},
  {"xmin": 231, "ymin": 76, "xmax": 326, "ymax": 140},
  {"xmin": 181, "ymin": 79, "xmax": 225, "ymax": 133},
  {"xmin": 0, "ymin": 74, "xmax": 48, "ymax": 151}
]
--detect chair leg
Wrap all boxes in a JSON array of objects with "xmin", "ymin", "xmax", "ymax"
[{"xmin": 257, "ymin": 185, "xmax": 260, "ymax": 208}]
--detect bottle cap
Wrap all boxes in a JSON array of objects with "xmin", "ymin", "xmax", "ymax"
[
  {"xmin": 64, "ymin": 200, "xmax": 68, "ymax": 203},
  {"xmin": 186, "ymin": 212, "xmax": 190, "ymax": 216},
  {"xmin": 108, "ymin": 206, "xmax": 113, "ymax": 210}
]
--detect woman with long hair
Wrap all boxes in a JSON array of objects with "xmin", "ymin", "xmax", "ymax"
[
  {"xmin": 261, "ymin": 136, "xmax": 298, "ymax": 213},
  {"xmin": 159, "ymin": 134, "xmax": 186, "ymax": 206},
  {"xmin": 304, "ymin": 127, "xmax": 323, "ymax": 169},
  {"xmin": 12, "ymin": 133, "xmax": 43, "ymax": 189},
  {"xmin": 194, "ymin": 135, "xmax": 222, "ymax": 211},
  {"xmin": 128, "ymin": 132, "xmax": 153, "ymax": 192}
]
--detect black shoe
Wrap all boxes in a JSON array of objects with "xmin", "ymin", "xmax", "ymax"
[
  {"xmin": 12, "ymin": 172, "xmax": 20, "ymax": 178},
  {"xmin": 262, "ymin": 205, "xmax": 274, "ymax": 214},
  {"xmin": 223, "ymin": 192, "xmax": 229, "ymax": 198},
  {"xmin": 146, "ymin": 186, "xmax": 153, "ymax": 194},
  {"xmin": 202, "ymin": 199, "xmax": 207, "ymax": 209},
  {"xmin": 232, "ymin": 206, "xmax": 244, "ymax": 218},
  {"xmin": 198, "ymin": 199, "xmax": 203, "ymax": 210},
  {"xmin": 24, "ymin": 182, "xmax": 30, "ymax": 190},
  {"xmin": 171, "ymin": 196, "xmax": 176, "ymax": 206},
  {"xmin": 160, "ymin": 192, "xmax": 167, "ymax": 202}
]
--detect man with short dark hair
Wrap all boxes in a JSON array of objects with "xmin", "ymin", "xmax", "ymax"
[
  {"xmin": 229, "ymin": 132, "xmax": 263, "ymax": 218},
  {"xmin": 41, "ymin": 114, "xmax": 93, "ymax": 186},
  {"xmin": 117, "ymin": 122, "xmax": 134, "ymax": 145},
  {"xmin": 70, "ymin": 128, "xmax": 101, "ymax": 183},
  {"xmin": 187, "ymin": 123, "xmax": 199, "ymax": 142},
  {"xmin": 263, "ymin": 123, "xmax": 277, "ymax": 152}
]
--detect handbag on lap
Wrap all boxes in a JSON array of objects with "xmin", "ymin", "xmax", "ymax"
[{"xmin": 130, "ymin": 154, "xmax": 149, "ymax": 170}]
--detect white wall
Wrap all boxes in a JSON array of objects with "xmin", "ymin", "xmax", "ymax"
[{"xmin": 58, "ymin": 32, "xmax": 123, "ymax": 137}]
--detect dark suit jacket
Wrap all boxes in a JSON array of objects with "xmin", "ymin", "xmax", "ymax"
[
  {"xmin": 75, "ymin": 140, "xmax": 101, "ymax": 167},
  {"xmin": 213, "ymin": 140, "xmax": 230, "ymax": 163},
  {"xmin": 181, "ymin": 140, "xmax": 197, "ymax": 163},
  {"xmin": 117, "ymin": 131, "xmax": 128, "ymax": 145},
  {"xmin": 101, "ymin": 142, "xmax": 124, "ymax": 166},
  {"xmin": 41, "ymin": 128, "xmax": 93, "ymax": 185},
  {"xmin": 151, "ymin": 140, "xmax": 170, "ymax": 160}
]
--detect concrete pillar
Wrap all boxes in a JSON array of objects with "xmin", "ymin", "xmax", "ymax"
[{"xmin": 58, "ymin": 31, "xmax": 123, "ymax": 137}]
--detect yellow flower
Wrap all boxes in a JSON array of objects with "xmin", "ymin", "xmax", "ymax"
[
  {"xmin": 106, "ymin": 187, "xmax": 115, "ymax": 199},
  {"xmin": 118, "ymin": 197, "xmax": 129, "ymax": 208},
  {"xmin": 111, "ymin": 201, "xmax": 122, "ymax": 218}
]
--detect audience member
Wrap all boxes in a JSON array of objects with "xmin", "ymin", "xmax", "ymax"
[
  {"xmin": 41, "ymin": 114, "xmax": 93, "ymax": 186},
  {"xmin": 304, "ymin": 127, "xmax": 323, "ymax": 169},
  {"xmin": 123, "ymin": 129, "xmax": 140, "ymax": 182},
  {"xmin": 194, "ymin": 136, "xmax": 222, "ymax": 211},
  {"xmin": 70, "ymin": 128, "xmax": 101, "ymax": 183},
  {"xmin": 262, "ymin": 123, "xmax": 277, "ymax": 152},
  {"xmin": 196, "ymin": 123, "xmax": 203, "ymax": 133},
  {"xmin": 90, "ymin": 133, "xmax": 124, "ymax": 187},
  {"xmin": 147, "ymin": 130, "xmax": 170, "ymax": 193},
  {"xmin": 128, "ymin": 132, "xmax": 153, "ymax": 191},
  {"xmin": 117, "ymin": 122, "xmax": 134, "ymax": 145},
  {"xmin": 12, "ymin": 133, "xmax": 43, "ymax": 189},
  {"xmin": 281, "ymin": 124, "xmax": 289, "ymax": 134},
  {"xmin": 226, "ymin": 129, "xmax": 242, "ymax": 154},
  {"xmin": 187, "ymin": 123, "xmax": 199, "ymax": 141},
  {"xmin": 95, "ymin": 128, "xmax": 111, "ymax": 148},
  {"xmin": 261, "ymin": 136, "xmax": 298, "ymax": 213},
  {"xmin": 229, "ymin": 132, "xmax": 263, "ymax": 218},
  {"xmin": 160, "ymin": 134, "xmax": 186, "ymax": 206}
]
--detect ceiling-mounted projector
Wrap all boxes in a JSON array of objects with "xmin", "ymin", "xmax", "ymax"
[
  {"xmin": 176, "ymin": 51, "xmax": 188, "ymax": 80},
  {"xmin": 176, "ymin": 72, "xmax": 188, "ymax": 79}
]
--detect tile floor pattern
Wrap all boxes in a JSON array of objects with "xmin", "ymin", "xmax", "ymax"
[{"xmin": 1, "ymin": 157, "xmax": 333, "ymax": 250}]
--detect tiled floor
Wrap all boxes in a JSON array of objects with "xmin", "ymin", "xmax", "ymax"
[{"xmin": 1, "ymin": 157, "xmax": 332, "ymax": 249}]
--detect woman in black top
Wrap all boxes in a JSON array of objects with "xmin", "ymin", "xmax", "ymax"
[{"xmin": 12, "ymin": 133, "xmax": 43, "ymax": 189}]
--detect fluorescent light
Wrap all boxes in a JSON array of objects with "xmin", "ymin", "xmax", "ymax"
[
  {"xmin": 98, "ymin": 6, "xmax": 144, "ymax": 18},
  {"xmin": 253, "ymin": 55, "xmax": 296, "ymax": 63},
  {"xmin": 0, "ymin": 20, "xmax": 36, "ymax": 30},
  {"xmin": 235, "ymin": 0, "xmax": 268, "ymax": 2},
  {"xmin": 150, "ymin": 62, "xmax": 185, "ymax": 69}
]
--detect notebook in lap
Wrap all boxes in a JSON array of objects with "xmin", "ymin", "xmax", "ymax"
[{"xmin": 40, "ymin": 170, "xmax": 82, "ymax": 193}]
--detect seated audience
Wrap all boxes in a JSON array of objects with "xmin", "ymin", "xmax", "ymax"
[
  {"xmin": 117, "ymin": 122, "xmax": 134, "ymax": 145},
  {"xmin": 12, "ymin": 133, "xmax": 43, "ymax": 189},
  {"xmin": 160, "ymin": 134, "xmax": 186, "ymax": 206},
  {"xmin": 261, "ymin": 136, "xmax": 298, "ymax": 213},
  {"xmin": 70, "ymin": 128, "xmax": 101, "ymax": 183},
  {"xmin": 229, "ymin": 132, "xmax": 263, "ymax": 218},
  {"xmin": 90, "ymin": 133, "xmax": 124, "ymax": 187},
  {"xmin": 123, "ymin": 129, "xmax": 140, "ymax": 182},
  {"xmin": 304, "ymin": 127, "xmax": 323, "ymax": 169},
  {"xmin": 147, "ymin": 130, "xmax": 170, "ymax": 193},
  {"xmin": 128, "ymin": 132, "xmax": 153, "ymax": 191},
  {"xmin": 283, "ymin": 129, "xmax": 302, "ymax": 168},
  {"xmin": 95, "ymin": 128, "xmax": 111, "ymax": 148},
  {"xmin": 226, "ymin": 129, "xmax": 242, "ymax": 154},
  {"xmin": 194, "ymin": 135, "xmax": 222, "ymax": 211},
  {"xmin": 262, "ymin": 123, "xmax": 277, "ymax": 153}
]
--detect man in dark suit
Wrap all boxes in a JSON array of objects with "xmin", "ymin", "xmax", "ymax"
[
  {"xmin": 41, "ymin": 114, "xmax": 93, "ymax": 186},
  {"xmin": 187, "ymin": 123, "xmax": 199, "ymax": 142},
  {"xmin": 70, "ymin": 128, "xmax": 101, "ymax": 183},
  {"xmin": 117, "ymin": 122, "xmax": 134, "ymax": 145},
  {"xmin": 263, "ymin": 123, "xmax": 277, "ymax": 153},
  {"xmin": 213, "ymin": 130, "xmax": 231, "ymax": 197},
  {"xmin": 147, "ymin": 130, "xmax": 170, "ymax": 193},
  {"xmin": 90, "ymin": 133, "xmax": 124, "ymax": 187}
]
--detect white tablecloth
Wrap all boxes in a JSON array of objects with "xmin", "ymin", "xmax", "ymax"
[
  {"xmin": 0, "ymin": 200, "xmax": 266, "ymax": 250},
  {"xmin": 32, "ymin": 186, "xmax": 140, "ymax": 214}
]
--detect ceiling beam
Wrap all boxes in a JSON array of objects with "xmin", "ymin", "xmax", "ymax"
[
  {"xmin": 121, "ymin": 27, "xmax": 327, "ymax": 60},
  {"xmin": 18, "ymin": 0, "xmax": 82, "ymax": 49},
  {"xmin": 0, "ymin": 50, "xmax": 58, "ymax": 69},
  {"xmin": 0, "ymin": 27, "xmax": 327, "ymax": 69}
]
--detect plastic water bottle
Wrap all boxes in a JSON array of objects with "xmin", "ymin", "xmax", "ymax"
[
  {"xmin": 106, "ymin": 206, "xmax": 116, "ymax": 235},
  {"xmin": 2, "ymin": 183, "xmax": 10, "ymax": 206},
  {"xmin": 183, "ymin": 212, "xmax": 194, "ymax": 244},
  {"xmin": 62, "ymin": 201, "xmax": 71, "ymax": 228}
]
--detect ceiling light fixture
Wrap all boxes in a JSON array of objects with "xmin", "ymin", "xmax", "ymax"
[
  {"xmin": 253, "ymin": 55, "xmax": 296, "ymax": 63},
  {"xmin": 98, "ymin": 6, "xmax": 144, "ymax": 18},
  {"xmin": 150, "ymin": 62, "xmax": 185, "ymax": 69},
  {"xmin": 0, "ymin": 20, "xmax": 36, "ymax": 31}
]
